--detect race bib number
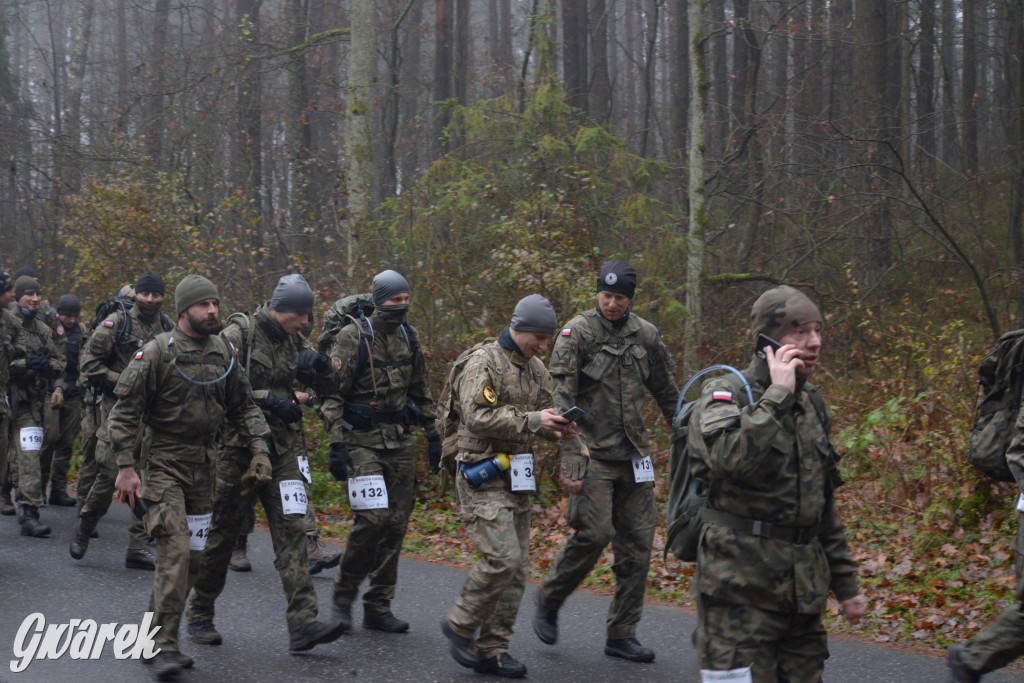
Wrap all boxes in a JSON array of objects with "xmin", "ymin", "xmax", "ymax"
[
  {"xmin": 632, "ymin": 455, "xmax": 655, "ymax": 483},
  {"xmin": 279, "ymin": 479, "xmax": 308, "ymax": 515},
  {"xmin": 297, "ymin": 455, "xmax": 312, "ymax": 483},
  {"xmin": 701, "ymin": 668, "xmax": 753, "ymax": 683},
  {"xmin": 188, "ymin": 513, "xmax": 213, "ymax": 552},
  {"xmin": 348, "ymin": 475, "xmax": 389, "ymax": 510},
  {"xmin": 19, "ymin": 426, "xmax": 43, "ymax": 451},
  {"xmin": 509, "ymin": 453, "xmax": 536, "ymax": 492}
]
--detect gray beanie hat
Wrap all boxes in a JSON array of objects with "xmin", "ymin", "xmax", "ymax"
[
  {"xmin": 56, "ymin": 294, "xmax": 81, "ymax": 316},
  {"xmin": 270, "ymin": 274, "xmax": 314, "ymax": 313},
  {"xmin": 510, "ymin": 294, "xmax": 558, "ymax": 335},
  {"xmin": 174, "ymin": 275, "xmax": 219, "ymax": 316},
  {"xmin": 371, "ymin": 270, "xmax": 410, "ymax": 307}
]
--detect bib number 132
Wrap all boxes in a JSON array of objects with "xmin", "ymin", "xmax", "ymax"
[{"xmin": 348, "ymin": 475, "xmax": 389, "ymax": 510}]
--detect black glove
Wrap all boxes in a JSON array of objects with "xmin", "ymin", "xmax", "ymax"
[
  {"xmin": 329, "ymin": 442, "xmax": 353, "ymax": 481},
  {"xmin": 427, "ymin": 435, "xmax": 442, "ymax": 472},
  {"xmin": 10, "ymin": 347, "xmax": 25, "ymax": 361},
  {"xmin": 295, "ymin": 349, "xmax": 330, "ymax": 373},
  {"xmin": 26, "ymin": 354, "xmax": 48, "ymax": 371},
  {"xmin": 264, "ymin": 392, "xmax": 303, "ymax": 423}
]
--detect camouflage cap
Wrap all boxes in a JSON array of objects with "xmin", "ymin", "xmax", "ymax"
[{"xmin": 749, "ymin": 285, "xmax": 821, "ymax": 341}]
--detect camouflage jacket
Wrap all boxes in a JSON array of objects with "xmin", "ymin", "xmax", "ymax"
[
  {"xmin": 7, "ymin": 299, "xmax": 56, "ymax": 330},
  {"xmin": 453, "ymin": 340, "xmax": 584, "ymax": 463},
  {"xmin": 551, "ymin": 308, "xmax": 678, "ymax": 461},
  {"xmin": 51, "ymin": 320, "xmax": 89, "ymax": 398},
  {"xmin": 688, "ymin": 357, "xmax": 859, "ymax": 614},
  {"xmin": 107, "ymin": 326, "xmax": 270, "ymax": 468},
  {"xmin": 220, "ymin": 306, "xmax": 335, "ymax": 454},
  {"xmin": 81, "ymin": 306, "xmax": 172, "ymax": 396},
  {"xmin": 321, "ymin": 311, "xmax": 436, "ymax": 449},
  {"xmin": 0, "ymin": 308, "xmax": 18, "ymax": 417},
  {"xmin": 8, "ymin": 308, "xmax": 64, "ymax": 412}
]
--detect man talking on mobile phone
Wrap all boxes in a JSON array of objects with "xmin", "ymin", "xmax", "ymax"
[{"xmin": 533, "ymin": 259, "xmax": 680, "ymax": 663}]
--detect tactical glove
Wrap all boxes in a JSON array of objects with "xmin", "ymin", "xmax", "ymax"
[
  {"xmin": 26, "ymin": 353, "xmax": 49, "ymax": 372},
  {"xmin": 560, "ymin": 453, "xmax": 589, "ymax": 481},
  {"xmin": 242, "ymin": 453, "xmax": 273, "ymax": 488},
  {"xmin": 50, "ymin": 388, "xmax": 64, "ymax": 409},
  {"xmin": 295, "ymin": 349, "xmax": 331, "ymax": 373},
  {"xmin": 329, "ymin": 442, "xmax": 353, "ymax": 481},
  {"xmin": 427, "ymin": 435, "xmax": 443, "ymax": 472},
  {"xmin": 265, "ymin": 392, "xmax": 303, "ymax": 423}
]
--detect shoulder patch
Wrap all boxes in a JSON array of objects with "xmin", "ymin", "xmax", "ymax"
[
  {"xmin": 711, "ymin": 390, "xmax": 733, "ymax": 403},
  {"xmin": 133, "ymin": 350, "xmax": 144, "ymax": 360},
  {"xmin": 332, "ymin": 356, "xmax": 343, "ymax": 370},
  {"xmin": 103, "ymin": 320, "xmax": 115, "ymax": 328},
  {"xmin": 482, "ymin": 386, "xmax": 497, "ymax": 404},
  {"xmin": 561, "ymin": 328, "xmax": 572, "ymax": 336},
  {"xmin": 56, "ymin": 324, "xmax": 65, "ymax": 336}
]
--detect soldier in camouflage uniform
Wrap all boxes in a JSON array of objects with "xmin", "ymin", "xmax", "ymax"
[
  {"xmin": 688, "ymin": 285, "xmax": 866, "ymax": 681},
  {"xmin": 39, "ymin": 294, "xmax": 87, "ymax": 506},
  {"xmin": 9, "ymin": 267, "xmax": 57, "ymax": 329},
  {"xmin": 76, "ymin": 285, "xmax": 135, "ymax": 520},
  {"xmin": 441, "ymin": 294, "xmax": 587, "ymax": 679},
  {"xmin": 0, "ymin": 269, "xmax": 18, "ymax": 516},
  {"xmin": 534, "ymin": 260, "xmax": 679, "ymax": 663},
  {"xmin": 321, "ymin": 270, "xmax": 441, "ymax": 634},
  {"xmin": 949, "ymin": 409, "xmax": 1024, "ymax": 679},
  {"xmin": 72, "ymin": 272, "xmax": 173, "ymax": 569},
  {"xmin": 8, "ymin": 276, "xmax": 64, "ymax": 537},
  {"xmin": 186, "ymin": 274, "xmax": 346, "ymax": 649}
]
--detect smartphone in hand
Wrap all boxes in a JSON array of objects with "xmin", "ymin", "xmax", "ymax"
[
  {"xmin": 132, "ymin": 498, "xmax": 148, "ymax": 520},
  {"xmin": 560, "ymin": 406, "xmax": 586, "ymax": 422},
  {"xmin": 755, "ymin": 333, "xmax": 783, "ymax": 360}
]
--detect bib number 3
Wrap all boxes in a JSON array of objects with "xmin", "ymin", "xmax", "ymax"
[{"xmin": 348, "ymin": 475, "xmax": 389, "ymax": 510}]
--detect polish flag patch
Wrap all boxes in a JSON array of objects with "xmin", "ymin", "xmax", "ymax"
[
  {"xmin": 103, "ymin": 320, "xmax": 115, "ymax": 328},
  {"xmin": 711, "ymin": 390, "xmax": 733, "ymax": 402},
  {"xmin": 133, "ymin": 350, "xmax": 144, "ymax": 360},
  {"xmin": 561, "ymin": 328, "xmax": 572, "ymax": 336}
]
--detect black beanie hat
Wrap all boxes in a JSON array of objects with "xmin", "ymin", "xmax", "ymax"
[
  {"xmin": 56, "ymin": 294, "xmax": 82, "ymax": 316},
  {"xmin": 0, "ymin": 268, "xmax": 12, "ymax": 295},
  {"xmin": 135, "ymin": 271, "xmax": 166, "ymax": 296},
  {"xmin": 14, "ymin": 266, "xmax": 39, "ymax": 281},
  {"xmin": 596, "ymin": 260, "xmax": 637, "ymax": 299}
]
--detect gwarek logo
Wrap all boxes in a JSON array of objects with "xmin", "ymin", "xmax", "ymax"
[{"xmin": 10, "ymin": 612, "xmax": 161, "ymax": 673}]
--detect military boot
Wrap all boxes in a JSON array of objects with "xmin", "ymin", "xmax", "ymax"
[
  {"xmin": 69, "ymin": 522, "xmax": 91, "ymax": 559},
  {"xmin": 363, "ymin": 611, "xmax": 409, "ymax": 633},
  {"xmin": 947, "ymin": 643, "xmax": 981, "ymax": 683},
  {"xmin": 307, "ymin": 535, "xmax": 342, "ymax": 575},
  {"xmin": 125, "ymin": 547, "xmax": 156, "ymax": 570},
  {"xmin": 229, "ymin": 534, "xmax": 252, "ymax": 572},
  {"xmin": 604, "ymin": 638, "xmax": 655, "ymax": 663},
  {"xmin": 48, "ymin": 489, "xmax": 77, "ymax": 507},
  {"xmin": 0, "ymin": 485, "xmax": 15, "ymax": 516},
  {"xmin": 288, "ymin": 618, "xmax": 347, "ymax": 652},
  {"xmin": 533, "ymin": 594, "xmax": 559, "ymax": 644},
  {"xmin": 19, "ymin": 506, "xmax": 51, "ymax": 538}
]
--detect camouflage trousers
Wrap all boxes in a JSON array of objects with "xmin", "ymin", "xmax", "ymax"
[
  {"xmin": 13, "ymin": 406, "xmax": 47, "ymax": 508},
  {"xmin": 77, "ymin": 436, "xmax": 150, "ymax": 550},
  {"xmin": 540, "ymin": 458, "xmax": 656, "ymax": 639},
  {"xmin": 960, "ymin": 512, "xmax": 1024, "ymax": 673},
  {"xmin": 141, "ymin": 456, "xmax": 214, "ymax": 653},
  {"xmin": 448, "ymin": 474, "xmax": 532, "ymax": 659},
  {"xmin": 188, "ymin": 446, "xmax": 318, "ymax": 634},
  {"xmin": 693, "ymin": 593, "xmax": 829, "ymax": 682},
  {"xmin": 234, "ymin": 480, "xmax": 317, "ymax": 537},
  {"xmin": 76, "ymin": 396, "xmax": 101, "ymax": 510},
  {"xmin": 40, "ymin": 393, "xmax": 82, "ymax": 494},
  {"xmin": 0, "ymin": 412, "xmax": 10, "ymax": 491},
  {"xmin": 332, "ymin": 443, "xmax": 416, "ymax": 616}
]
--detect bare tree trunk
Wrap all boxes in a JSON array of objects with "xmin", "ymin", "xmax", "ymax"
[
  {"xmin": 63, "ymin": 0, "xmax": 94, "ymax": 192},
  {"xmin": 589, "ymin": 0, "xmax": 611, "ymax": 122},
  {"xmin": 918, "ymin": 0, "xmax": 937, "ymax": 183},
  {"xmin": 962, "ymin": 0, "xmax": 979, "ymax": 174},
  {"xmin": 827, "ymin": 0, "xmax": 853, "ymax": 129},
  {"xmin": 235, "ymin": 0, "xmax": 264, "ymax": 239},
  {"xmin": 346, "ymin": 0, "xmax": 378, "ymax": 273},
  {"xmin": 639, "ymin": 0, "xmax": 659, "ymax": 157},
  {"xmin": 146, "ymin": 0, "xmax": 171, "ymax": 167},
  {"xmin": 399, "ymin": 0, "xmax": 425, "ymax": 187},
  {"xmin": 562, "ymin": 0, "xmax": 588, "ymax": 114},
  {"xmin": 1009, "ymin": 0, "xmax": 1024, "ymax": 318},
  {"xmin": 433, "ymin": 0, "xmax": 453, "ymax": 156},
  {"xmin": 286, "ymin": 0, "xmax": 312, "ymax": 255},
  {"xmin": 497, "ymin": 0, "xmax": 514, "ymax": 92},
  {"xmin": 710, "ymin": 0, "xmax": 728, "ymax": 157},
  {"xmin": 669, "ymin": 0, "xmax": 689, "ymax": 164},
  {"xmin": 685, "ymin": 0, "xmax": 710, "ymax": 373},
  {"xmin": 114, "ymin": 0, "xmax": 128, "ymax": 135}
]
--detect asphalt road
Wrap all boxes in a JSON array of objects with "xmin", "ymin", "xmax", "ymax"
[{"xmin": 1, "ymin": 502, "xmax": 1022, "ymax": 682}]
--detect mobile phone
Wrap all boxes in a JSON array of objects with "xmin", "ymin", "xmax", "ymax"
[
  {"xmin": 755, "ymin": 333, "xmax": 782, "ymax": 360},
  {"xmin": 131, "ymin": 498, "xmax": 148, "ymax": 520},
  {"xmin": 560, "ymin": 406, "xmax": 586, "ymax": 422}
]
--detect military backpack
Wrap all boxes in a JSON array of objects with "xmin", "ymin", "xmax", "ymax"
[
  {"xmin": 435, "ymin": 339, "xmax": 496, "ymax": 480},
  {"xmin": 966, "ymin": 329, "xmax": 1024, "ymax": 482}
]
